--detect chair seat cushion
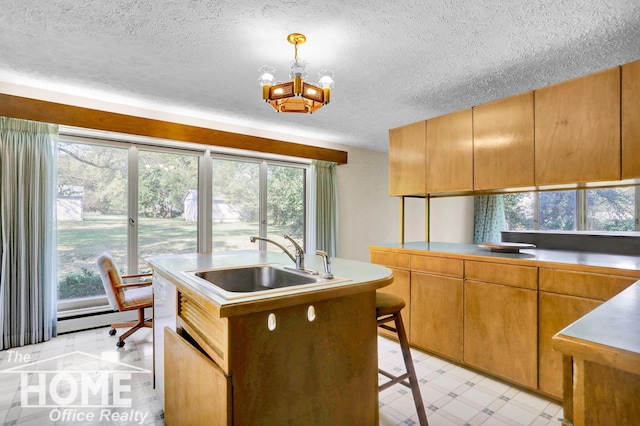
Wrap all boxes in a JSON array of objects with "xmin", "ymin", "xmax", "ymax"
[
  {"xmin": 376, "ymin": 292, "xmax": 406, "ymax": 316},
  {"xmin": 121, "ymin": 286, "xmax": 153, "ymax": 309}
]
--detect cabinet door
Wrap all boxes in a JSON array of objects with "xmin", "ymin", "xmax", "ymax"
[
  {"xmin": 473, "ymin": 92, "xmax": 535, "ymax": 190},
  {"xmin": 410, "ymin": 272, "xmax": 463, "ymax": 361},
  {"xmin": 538, "ymin": 292, "xmax": 601, "ymax": 399},
  {"xmin": 389, "ymin": 121, "xmax": 426, "ymax": 196},
  {"xmin": 535, "ymin": 66, "xmax": 621, "ymax": 185},
  {"xmin": 426, "ymin": 109, "xmax": 473, "ymax": 193},
  {"xmin": 164, "ymin": 328, "xmax": 231, "ymax": 426},
  {"xmin": 622, "ymin": 60, "xmax": 640, "ymax": 179},
  {"xmin": 464, "ymin": 280, "xmax": 538, "ymax": 388}
]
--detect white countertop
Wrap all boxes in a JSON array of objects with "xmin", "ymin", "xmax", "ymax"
[{"xmin": 145, "ymin": 250, "xmax": 393, "ymax": 317}]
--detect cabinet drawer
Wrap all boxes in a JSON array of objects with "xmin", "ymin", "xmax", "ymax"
[
  {"xmin": 539, "ymin": 268, "xmax": 637, "ymax": 300},
  {"xmin": 370, "ymin": 250, "xmax": 410, "ymax": 270},
  {"xmin": 411, "ymin": 255, "xmax": 463, "ymax": 277},
  {"xmin": 465, "ymin": 260, "xmax": 537, "ymax": 289}
]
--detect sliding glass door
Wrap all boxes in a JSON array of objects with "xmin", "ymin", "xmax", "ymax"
[
  {"xmin": 57, "ymin": 141, "xmax": 129, "ymax": 309},
  {"xmin": 57, "ymin": 138, "xmax": 309, "ymax": 314},
  {"xmin": 137, "ymin": 149, "xmax": 199, "ymax": 272},
  {"xmin": 211, "ymin": 158, "xmax": 260, "ymax": 251}
]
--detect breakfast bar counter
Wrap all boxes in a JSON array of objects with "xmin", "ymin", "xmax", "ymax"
[{"xmin": 552, "ymin": 280, "xmax": 640, "ymax": 426}]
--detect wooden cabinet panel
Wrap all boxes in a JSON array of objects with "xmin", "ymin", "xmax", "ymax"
[
  {"xmin": 164, "ymin": 328, "xmax": 231, "ymax": 426},
  {"xmin": 229, "ymin": 293, "xmax": 378, "ymax": 425},
  {"xmin": 411, "ymin": 255, "xmax": 463, "ymax": 277},
  {"xmin": 535, "ymin": 66, "xmax": 621, "ymax": 185},
  {"xmin": 622, "ymin": 60, "xmax": 640, "ymax": 179},
  {"xmin": 370, "ymin": 250, "xmax": 411, "ymax": 270},
  {"xmin": 539, "ymin": 268, "xmax": 637, "ymax": 300},
  {"xmin": 410, "ymin": 272, "xmax": 463, "ymax": 361},
  {"xmin": 389, "ymin": 121, "xmax": 426, "ymax": 196},
  {"xmin": 538, "ymin": 292, "xmax": 601, "ymax": 399},
  {"xmin": 377, "ymin": 268, "xmax": 411, "ymax": 339},
  {"xmin": 473, "ymin": 92, "xmax": 535, "ymax": 190},
  {"xmin": 464, "ymin": 280, "xmax": 538, "ymax": 388},
  {"xmin": 465, "ymin": 260, "xmax": 537, "ymax": 289},
  {"xmin": 426, "ymin": 109, "xmax": 473, "ymax": 193}
]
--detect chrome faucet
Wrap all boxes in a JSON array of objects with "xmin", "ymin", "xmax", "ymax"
[
  {"xmin": 284, "ymin": 234, "xmax": 305, "ymax": 270},
  {"xmin": 249, "ymin": 235, "xmax": 318, "ymax": 275},
  {"xmin": 316, "ymin": 250, "xmax": 334, "ymax": 279}
]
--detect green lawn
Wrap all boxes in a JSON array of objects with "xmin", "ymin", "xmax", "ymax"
[{"xmin": 57, "ymin": 214, "xmax": 285, "ymax": 299}]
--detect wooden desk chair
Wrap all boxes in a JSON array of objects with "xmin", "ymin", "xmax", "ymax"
[{"xmin": 97, "ymin": 252, "xmax": 153, "ymax": 347}]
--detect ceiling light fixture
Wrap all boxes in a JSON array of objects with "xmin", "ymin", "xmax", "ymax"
[{"xmin": 259, "ymin": 33, "xmax": 334, "ymax": 114}]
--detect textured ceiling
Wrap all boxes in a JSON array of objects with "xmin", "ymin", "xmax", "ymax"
[{"xmin": 0, "ymin": 0, "xmax": 639, "ymax": 152}]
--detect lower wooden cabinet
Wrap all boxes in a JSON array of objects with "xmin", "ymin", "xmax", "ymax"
[
  {"xmin": 410, "ymin": 272, "xmax": 463, "ymax": 361},
  {"xmin": 370, "ymin": 250, "xmax": 412, "ymax": 339},
  {"xmin": 537, "ymin": 267, "xmax": 639, "ymax": 399},
  {"xmin": 538, "ymin": 292, "xmax": 601, "ymax": 399},
  {"xmin": 165, "ymin": 328, "xmax": 231, "ymax": 426},
  {"xmin": 464, "ymin": 280, "xmax": 538, "ymax": 388},
  {"xmin": 368, "ymin": 247, "xmax": 640, "ymax": 401}
]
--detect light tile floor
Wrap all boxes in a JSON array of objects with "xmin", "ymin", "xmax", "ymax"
[{"xmin": 0, "ymin": 327, "xmax": 564, "ymax": 425}]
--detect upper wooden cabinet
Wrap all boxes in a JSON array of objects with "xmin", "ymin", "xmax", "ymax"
[
  {"xmin": 388, "ymin": 121, "xmax": 426, "ymax": 196},
  {"xmin": 535, "ymin": 66, "xmax": 621, "ymax": 185},
  {"xmin": 473, "ymin": 92, "xmax": 535, "ymax": 190},
  {"xmin": 622, "ymin": 60, "xmax": 640, "ymax": 180},
  {"xmin": 426, "ymin": 108, "xmax": 473, "ymax": 193}
]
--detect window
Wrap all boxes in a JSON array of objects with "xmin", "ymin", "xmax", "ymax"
[
  {"xmin": 539, "ymin": 190, "xmax": 577, "ymax": 230},
  {"xmin": 211, "ymin": 158, "xmax": 260, "ymax": 251},
  {"xmin": 504, "ymin": 187, "xmax": 639, "ymax": 231},
  {"xmin": 57, "ymin": 136, "xmax": 309, "ymax": 314},
  {"xmin": 211, "ymin": 158, "xmax": 307, "ymax": 252},
  {"xmin": 586, "ymin": 187, "xmax": 636, "ymax": 231},
  {"xmin": 137, "ymin": 149, "xmax": 199, "ymax": 272},
  {"xmin": 57, "ymin": 141, "xmax": 128, "ymax": 310}
]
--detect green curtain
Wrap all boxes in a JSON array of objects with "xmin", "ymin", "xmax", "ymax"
[
  {"xmin": 313, "ymin": 160, "xmax": 338, "ymax": 256},
  {"xmin": 473, "ymin": 195, "xmax": 507, "ymax": 243},
  {"xmin": 0, "ymin": 117, "xmax": 58, "ymax": 349}
]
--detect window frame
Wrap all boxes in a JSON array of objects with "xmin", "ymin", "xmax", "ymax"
[
  {"xmin": 514, "ymin": 187, "xmax": 640, "ymax": 232},
  {"xmin": 56, "ymin": 130, "xmax": 312, "ymax": 315}
]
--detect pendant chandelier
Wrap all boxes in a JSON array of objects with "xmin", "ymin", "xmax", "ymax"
[{"xmin": 259, "ymin": 33, "xmax": 334, "ymax": 114}]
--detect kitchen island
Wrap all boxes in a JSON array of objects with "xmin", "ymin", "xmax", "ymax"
[{"xmin": 147, "ymin": 250, "xmax": 393, "ymax": 426}]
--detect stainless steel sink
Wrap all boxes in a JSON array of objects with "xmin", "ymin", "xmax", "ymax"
[{"xmin": 194, "ymin": 265, "xmax": 320, "ymax": 293}]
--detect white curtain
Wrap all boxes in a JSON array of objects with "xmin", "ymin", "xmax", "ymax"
[
  {"xmin": 473, "ymin": 195, "xmax": 507, "ymax": 243},
  {"xmin": 0, "ymin": 117, "xmax": 58, "ymax": 349},
  {"xmin": 313, "ymin": 160, "xmax": 338, "ymax": 256}
]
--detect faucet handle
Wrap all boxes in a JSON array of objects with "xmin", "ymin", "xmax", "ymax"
[{"xmin": 284, "ymin": 235, "xmax": 304, "ymax": 254}]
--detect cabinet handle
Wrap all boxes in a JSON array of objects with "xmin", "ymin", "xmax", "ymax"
[
  {"xmin": 307, "ymin": 305, "xmax": 316, "ymax": 322},
  {"xmin": 267, "ymin": 313, "xmax": 277, "ymax": 331}
]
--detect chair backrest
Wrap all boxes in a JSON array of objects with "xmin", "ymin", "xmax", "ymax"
[{"xmin": 97, "ymin": 252, "xmax": 124, "ymax": 311}]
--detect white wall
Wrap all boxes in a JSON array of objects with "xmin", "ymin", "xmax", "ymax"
[
  {"xmin": 335, "ymin": 146, "xmax": 398, "ymax": 261},
  {"xmin": 429, "ymin": 196, "xmax": 475, "ymax": 243},
  {"xmin": 334, "ymin": 148, "xmax": 475, "ymax": 259}
]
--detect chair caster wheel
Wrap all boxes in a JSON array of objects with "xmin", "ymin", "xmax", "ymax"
[
  {"xmin": 109, "ymin": 328, "xmax": 117, "ymax": 336},
  {"xmin": 116, "ymin": 341, "xmax": 125, "ymax": 348}
]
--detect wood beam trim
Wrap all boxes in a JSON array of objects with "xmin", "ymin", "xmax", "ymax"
[{"xmin": 0, "ymin": 93, "xmax": 348, "ymax": 164}]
